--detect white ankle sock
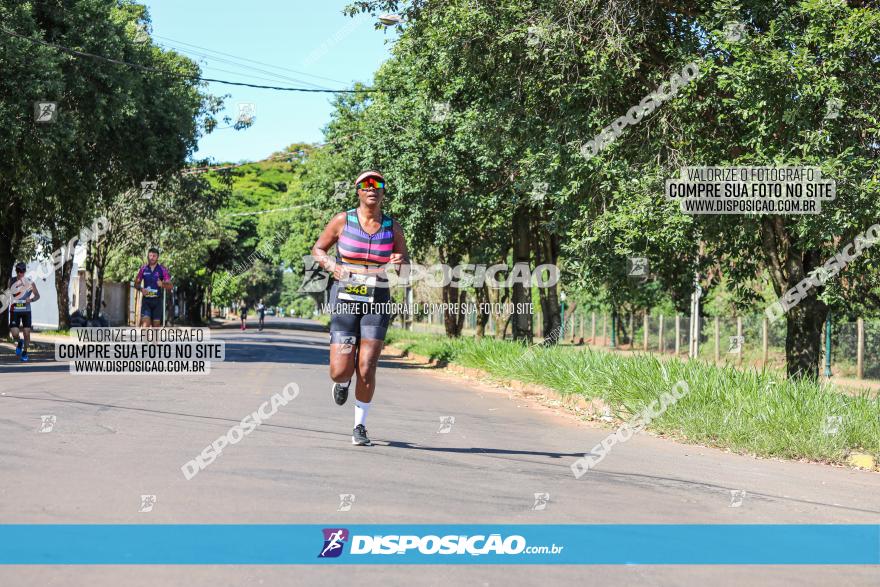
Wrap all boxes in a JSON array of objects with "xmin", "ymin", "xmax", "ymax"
[{"xmin": 354, "ymin": 400, "xmax": 370, "ymax": 427}]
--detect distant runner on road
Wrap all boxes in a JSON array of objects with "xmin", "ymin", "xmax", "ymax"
[
  {"xmin": 8, "ymin": 262, "xmax": 40, "ymax": 362},
  {"xmin": 239, "ymin": 299, "xmax": 249, "ymax": 331},
  {"xmin": 134, "ymin": 248, "xmax": 172, "ymax": 328},
  {"xmin": 257, "ymin": 299, "xmax": 266, "ymax": 331},
  {"xmin": 311, "ymin": 170, "xmax": 409, "ymax": 446}
]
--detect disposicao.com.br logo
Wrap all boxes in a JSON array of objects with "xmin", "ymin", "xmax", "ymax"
[
  {"xmin": 318, "ymin": 528, "xmax": 349, "ymax": 558},
  {"xmin": 318, "ymin": 529, "xmax": 563, "ymax": 558}
]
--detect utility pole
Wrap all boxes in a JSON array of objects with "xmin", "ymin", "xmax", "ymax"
[
  {"xmin": 690, "ymin": 279, "xmax": 702, "ymax": 358},
  {"xmin": 690, "ymin": 242, "xmax": 704, "ymax": 359},
  {"xmin": 559, "ymin": 290, "xmax": 566, "ymax": 342},
  {"xmin": 405, "ymin": 285, "xmax": 413, "ymax": 331}
]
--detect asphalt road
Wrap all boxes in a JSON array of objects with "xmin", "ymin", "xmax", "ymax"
[{"xmin": 1, "ymin": 321, "xmax": 878, "ymax": 586}]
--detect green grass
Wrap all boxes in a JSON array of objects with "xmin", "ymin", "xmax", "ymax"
[
  {"xmin": 37, "ymin": 329, "xmax": 70, "ymax": 337},
  {"xmin": 386, "ymin": 329, "xmax": 880, "ymax": 466}
]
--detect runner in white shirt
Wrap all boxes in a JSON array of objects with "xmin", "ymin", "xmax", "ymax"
[{"xmin": 8, "ymin": 262, "xmax": 40, "ymax": 362}]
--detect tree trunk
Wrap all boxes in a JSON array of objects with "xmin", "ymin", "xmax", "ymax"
[
  {"xmin": 55, "ymin": 258, "xmax": 74, "ymax": 330},
  {"xmin": 567, "ymin": 302, "xmax": 579, "ymax": 343},
  {"xmin": 205, "ymin": 280, "xmax": 212, "ymax": 323},
  {"xmin": 475, "ymin": 283, "xmax": 489, "ymax": 338},
  {"xmin": 786, "ymin": 294, "xmax": 827, "ymax": 380},
  {"xmin": 442, "ymin": 283, "xmax": 466, "ymax": 337},
  {"xmin": 533, "ymin": 228, "xmax": 561, "ymax": 342},
  {"xmin": 759, "ymin": 219, "xmax": 828, "ymax": 380},
  {"xmin": 0, "ymin": 206, "xmax": 22, "ymax": 338},
  {"xmin": 0, "ymin": 248, "xmax": 13, "ymax": 340},
  {"xmin": 511, "ymin": 206, "xmax": 532, "ymax": 342},
  {"xmin": 611, "ymin": 305, "xmax": 619, "ymax": 346},
  {"xmin": 94, "ymin": 262, "xmax": 106, "ymax": 322},
  {"xmin": 439, "ymin": 248, "xmax": 465, "ymax": 337},
  {"xmin": 85, "ymin": 240, "xmax": 95, "ymax": 319},
  {"xmin": 88, "ymin": 229, "xmax": 115, "ymax": 322},
  {"xmin": 619, "ymin": 310, "xmax": 630, "ymax": 345},
  {"xmin": 185, "ymin": 284, "xmax": 205, "ymax": 325},
  {"xmin": 53, "ymin": 235, "xmax": 75, "ymax": 330}
]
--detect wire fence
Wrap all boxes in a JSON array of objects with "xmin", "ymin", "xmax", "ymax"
[{"xmin": 406, "ymin": 308, "xmax": 880, "ymax": 381}]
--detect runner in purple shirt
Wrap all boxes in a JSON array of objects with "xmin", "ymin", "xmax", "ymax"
[{"xmin": 134, "ymin": 248, "xmax": 172, "ymax": 328}]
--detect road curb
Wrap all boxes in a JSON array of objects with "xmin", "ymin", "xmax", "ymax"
[
  {"xmin": 384, "ymin": 342, "xmax": 880, "ymax": 474},
  {"xmin": 383, "ymin": 343, "xmax": 610, "ymax": 420}
]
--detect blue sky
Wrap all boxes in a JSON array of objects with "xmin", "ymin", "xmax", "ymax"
[{"xmin": 144, "ymin": 1, "xmax": 394, "ymax": 163}]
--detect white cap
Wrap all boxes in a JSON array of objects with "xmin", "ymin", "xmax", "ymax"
[{"xmin": 355, "ymin": 170, "xmax": 385, "ymax": 185}]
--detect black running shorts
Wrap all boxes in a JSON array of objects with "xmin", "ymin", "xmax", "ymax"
[
  {"xmin": 10, "ymin": 310, "xmax": 32, "ymax": 329},
  {"xmin": 141, "ymin": 296, "xmax": 164, "ymax": 321},
  {"xmin": 328, "ymin": 280, "xmax": 391, "ymax": 343}
]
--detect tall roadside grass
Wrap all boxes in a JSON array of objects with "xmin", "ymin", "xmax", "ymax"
[{"xmin": 385, "ymin": 329, "xmax": 880, "ymax": 466}]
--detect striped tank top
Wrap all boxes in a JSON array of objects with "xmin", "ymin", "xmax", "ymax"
[{"xmin": 336, "ymin": 209, "xmax": 394, "ymax": 268}]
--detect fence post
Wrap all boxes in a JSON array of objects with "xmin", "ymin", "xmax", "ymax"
[
  {"xmin": 736, "ymin": 316, "xmax": 743, "ymax": 366},
  {"xmin": 824, "ymin": 315, "xmax": 832, "ymax": 377},
  {"xmin": 602, "ymin": 313, "xmax": 607, "ymax": 347},
  {"xmin": 762, "ymin": 317, "xmax": 769, "ymax": 368},
  {"xmin": 857, "ymin": 317, "xmax": 864, "ymax": 379},
  {"xmin": 610, "ymin": 312, "xmax": 617, "ymax": 349},
  {"xmin": 674, "ymin": 314, "xmax": 680, "ymax": 355},
  {"xmin": 714, "ymin": 316, "xmax": 720, "ymax": 363},
  {"xmin": 591, "ymin": 312, "xmax": 596, "ymax": 344},
  {"xmin": 643, "ymin": 312, "xmax": 649, "ymax": 351},
  {"xmin": 690, "ymin": 305, "xmax": 699, "ymax": 359},
  {"xmin": 579, "ymin": 313, "xmax": 585, "ymax": 342},
  {"xmin": 658, "ymin": 315, "xmax": 665, "ymax": 353},
  {"xmin": 628, "ymin": 313, "xmax": 634, "ymax": 349}
]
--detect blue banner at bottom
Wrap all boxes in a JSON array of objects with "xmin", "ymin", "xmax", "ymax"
[{"xmin": 0, "ymin": 525, "xmax": 878, "ymax": 564}]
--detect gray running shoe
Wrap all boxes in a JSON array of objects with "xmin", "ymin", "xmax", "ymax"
[{"xmin": 352, "ymin": 424, "xmax": 371, "ymax": 446}]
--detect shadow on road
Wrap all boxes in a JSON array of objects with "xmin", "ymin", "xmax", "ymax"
[
  {"xmin": 214, "ymin": 317, "xmax": 328, "ymax": 334},
  {"xmin": 0, "ymin": 363, "xmax": 69, "ymax": 374},
  {"xmin": 1, "ymin": 328, "xmax": 433, "ymax": 371},
  {"xmin": 383, "ymin": 440, "xmax": 584, "ymax": 459},
  {"xmin": 0, "ymin": 393, "xmax": 349, "ymax": 438},
  {"xmin": 219, "ymin": 338, "xmax": 328, "ymax": 366},
  {"xmin": 377, "ymin": 359, "xmax": 445, "ymax": 370}
]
